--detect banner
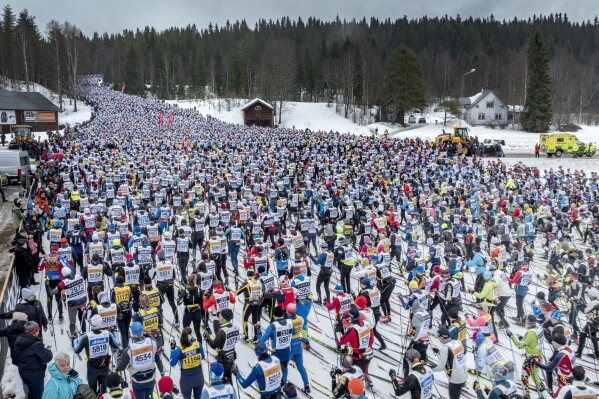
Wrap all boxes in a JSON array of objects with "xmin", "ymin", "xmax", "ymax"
[
  {"xmin": 158, "ymin": 111, "xmax": 164, "ymax": 129},
  {"xmin": 0, "ymin": 110, "xmax": 16, "ymax": 125},
  {"xmin": 167, "ymin": 112, "xmax": 175, "ymax": 129},
  {"xmin": 24, "ymin": 111, "xmax": 37, "ymax": 122}
]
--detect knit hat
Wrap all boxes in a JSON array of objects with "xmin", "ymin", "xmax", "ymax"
[
  {"xmin": 157, "ymin": 376, "xmax": 174, "ymax": 393},
  {"xmin": 21, "ymin": 288, "xmax": 34, "ymax": 300},
  {"xmin": 273, "ymin": 306, "xmax": 284, "ymax": 318},
  {"xmin": 24, "ymin": 321, "xmax": 39, "ymax": 336},
  {"xmin": 210, "ymin": 362, "xmax": 225, "ymax": 380},
  {"xmin": 105, "ymin": 372, "xmax": 121, "ymax": 388},
  {"xmin": 334, "ymin": 284, "xmax": 343, "ymax": 293},
  {"xmin": 355, "ymin": 295, "xmax": 368, "ymax": 310},
  {"xmin": 98, "ymin": 292, "xmax": 110, "ymax": 304},
  {"xmin": 130, "ymin": 322, "xmax": 144, "ymax": 337},
  {"xmin": 61, "ymin": 267, "xmax": 72, "ymax": 277},
  {"xmin": 526, "ymin": 314, "xmax": 537, "ymax": 325},
  {"xmin": 12, "ymin": 312, "xmax": 27, "ymax": 321},
  {"xmin": 220, "ymin": 308, "xmax": 233, "ymax": 321},
  {"xmin": 348, "ymin": 378, "xmax": 364, "ymax": 395}
]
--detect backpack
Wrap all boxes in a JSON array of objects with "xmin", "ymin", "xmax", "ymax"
[{"xmin": 74, "ymin": 383, "xmax": 97, "ymax": 399}]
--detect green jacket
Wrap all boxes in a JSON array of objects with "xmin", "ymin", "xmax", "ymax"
[{"xmin": 510, "ymin": 328, "xmax": 544, "ymax": 357}]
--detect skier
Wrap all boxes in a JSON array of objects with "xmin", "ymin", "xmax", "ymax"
[
  {"xmin": 431, "ymin": 327, "xmax": 467, "ymax": 399},
  {"xmin": 47, "ymin": 266, "xmax": 87, "ymax": 336},
  {"xmin": 169, "ymin": 326, "xmax": 205, "ymax": 399},
  {"xmin": 311, "ymin": 241, "xmax": 334, "ymax": 304},
  {"xmin": 532, "ymin": 334, "xmax": 574, "ymax": 397},
  {"xmin": 389, "ymin": 349, "xmax": 435, "ymax": 399},
  {"xmin": 474, "ymin": 332, "xmax": 516, "ymax": 382},
  {"xmin": 232, "ymin": 341, "xmax": 283, "ymax": 398},
  {"xmin": 330, "ymin": 355, "xmax": 364, "ymax": 399},
  {"xmin": 506, "ymin": 315, "xmax": 544, "ymax": 399},
  {"xmin": 201, "ymin": 362, "xmax": 238, "ymax": 399},
  {"xmin": 574, "ymin": 287, "xmax": 599, "ymax": 358},
  {"xmin": 473, "ymin": 363, "xmax": 523, "ymax": 399},
  {"xmin": 259, "ymin": 306, "xmax": 295, "ymax": 384},
  {"xmin": 402, "ymin": 299, "xmax": 430, "ymax": 378},
  {"xmin": 338, "ymin": 308, "xmax": 374, "ymax": 377},
  {"xmin": 111, "ymin": 275, "xmax": 133, "ymax": 345},
  {"xmin": 117, "ymin": 322, "xmax": 161, "ymax": 399},
  {"xmin": 203, "ymin": 279, "xmax": 236, "ymax": 333},
  {"xmin": 236, "ymin": 269, "xmax": 264, "ymax": 342},
  {"xmin": 155, "ymin": 249, "xmax": 179, "ymax": 328},
  {"xmin": 98, "ymin": 372, "xmax": 136, "ymax": 399},
  {"xmin": 286, "ymin": 303, "xmax": 310, "ymax": 394},
  {"xmin": 133, "ymin": 293, "xmax": 165, "ymax": 376},
  {"xmin": 73, "ymin": 314, "xmax": 122, "ymax": 394},
  {"xmin": 539, "ymin": 365, "xmax": 596, "ymax": 399},
  {"xmin": 203, "ymin": 308, "xmax": 239, "ymax": 383}
]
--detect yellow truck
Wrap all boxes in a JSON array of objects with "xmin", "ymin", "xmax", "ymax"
[
  {"xmin": 539, "ymin": 133, "xmax": 596, "ymax": 158},
  {"xmin": 435, "ymin": 126, "xmax": 477, "ymax": 155}
]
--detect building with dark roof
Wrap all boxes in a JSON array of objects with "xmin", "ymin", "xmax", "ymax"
[
  {"xmin": 0, "ymin": 90, "xmax": 60, "ymax": 133},
  {"xmin": 241, "ymin": 98, "xmax": 273, "ymax": 127}
]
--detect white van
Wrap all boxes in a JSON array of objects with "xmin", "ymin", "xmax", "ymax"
[{"xmin": 0, "ymin": 149, "xmax": 31, "ymax": 183}]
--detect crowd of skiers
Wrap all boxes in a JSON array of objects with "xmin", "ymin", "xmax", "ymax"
[{"xmin": 2, "ymin": 75, "xmax": 599, "ymax": 399}]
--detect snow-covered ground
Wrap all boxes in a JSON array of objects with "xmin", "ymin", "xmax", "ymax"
[{"xmin": 170, "ymin": 97, "xmax": 599, "ymax": 153}]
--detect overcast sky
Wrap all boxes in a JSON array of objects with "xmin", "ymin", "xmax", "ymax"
[{"xmin": 5, "ymin": 0, "xmax": 597, "ymax": 37}]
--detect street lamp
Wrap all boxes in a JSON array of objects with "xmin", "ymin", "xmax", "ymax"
[{"xmin": 461, "ymin": 68, "xmax": 476, "ymax": 98}]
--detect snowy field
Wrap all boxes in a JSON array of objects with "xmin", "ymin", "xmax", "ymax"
[{"xmin": 169, "ymin": 97, "xmax": 599, "ymax": 152}]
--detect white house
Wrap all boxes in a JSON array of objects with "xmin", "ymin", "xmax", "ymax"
[{"xmin": 459, "ymin": 89, "xmax": 508, "ymax": 126}]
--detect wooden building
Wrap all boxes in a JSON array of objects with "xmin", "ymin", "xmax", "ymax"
[
  {"xmin": 0, "ymin": 90, "xmax": 60, "ymax": 134},
  {"xmin": 377, "ymin": 99, "xmax": 404, "ymax": 124},
  {"xmin": 241, "ymin": 98, "xmax": 274, "ymax": 127}
]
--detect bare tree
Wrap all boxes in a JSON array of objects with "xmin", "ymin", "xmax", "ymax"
[
  {"xmin": 62, "ymin": 22, "xmax": 82, "ymax": 111},
  {"xmin": 261, "ymin": 36, "xmax": 296, "ymax": 125}
]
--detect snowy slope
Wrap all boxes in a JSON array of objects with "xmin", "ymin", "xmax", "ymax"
[{"xmin": 169, "ymin": 97, "xmax": 599, "ymax": 159}]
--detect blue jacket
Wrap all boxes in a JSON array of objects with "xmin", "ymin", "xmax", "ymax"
[
  {"xmin": 42, "ymin": 363, "xmax": 83, "ymax": 399},
  {"xmin": 235, "ymin": 356, "xmax": 281, "ymax": 395}
]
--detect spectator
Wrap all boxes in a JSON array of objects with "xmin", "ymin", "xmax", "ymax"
[
  {"xmin": 11, "ymin": 198, "xmax": 23, "ymax": 234},
  {"xmin": 13, "ymin": 288, "xmax": 47, "ymax": 338},
  {"xmin": 9, "ymin": 239, "xmax": 35, "ymax": 288},
  {"xmin": 14, "ymin": 321, "xmax": 53, "ymax": 399},
  {"xmin": 42, "ymin": 353, "xmax": 84, "ymax": 399},
  {"xmin": 535, "ymin": 143, "xmax": 540, "ymax": 158},
  {"xmin": 0, "ymin": 311, "xmax": 28, "ymax": 364}
]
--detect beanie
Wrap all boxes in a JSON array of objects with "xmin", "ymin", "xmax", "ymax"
[
  {"xmin": 220, "ymin": 308, "xmax": 234, "ymax": 321},
  {"xmin": 158, "ymin": 376, "xmax": 174, "ymax": 393},
  {"xmin": 105, "ymin": 372, "xmax": 121, "ymax": 388},
  {"xmin": 21, "ymin": 288, "xmax": 34, "ymax": 300},
  {"xmin": 355, "ymin": 295, "xmax": 368, "ymax": 310}
]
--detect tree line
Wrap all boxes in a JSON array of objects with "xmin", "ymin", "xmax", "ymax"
[{"xmin": 0, "ymin": 6, "xmax": 597, "ymax": 126}]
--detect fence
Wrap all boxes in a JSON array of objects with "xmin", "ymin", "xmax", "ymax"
[{"xmin": 0, "ymin": 180, "xmax": 36, "ymax": 398}]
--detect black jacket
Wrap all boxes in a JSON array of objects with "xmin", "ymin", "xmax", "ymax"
[
  {"xmin": 9, "ymin": 246, "xmax": 34, "ymax": 278},
  {"xmin": 14, "ymin": 300, "xmax": 48, "ymax": 331},
  {"xmin": 14, "ymin": 333, "xmax": 53, "ymax": 375},
  {"xmin": 0, "ymin": 320, "xmax": 26, "ymax": 364}
]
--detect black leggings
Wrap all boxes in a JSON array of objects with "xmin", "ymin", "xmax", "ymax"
[
  {"xmin": 380, "ymin": 281, "xmax": 395, "ymax": 316},
  {"xmin": 339, "ymin": 263, "xmax": 352, "ymax": 293},
  {"xmin": 183, "ymin": 308, "xmax": 203, "ymax": 338},
  {"xmin": 316, "ymin": 269, "xmax": 333, "ymax": 302}
]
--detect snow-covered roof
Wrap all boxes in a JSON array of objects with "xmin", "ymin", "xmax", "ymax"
[
  {"xmin": 241, "ymin": 98, "xmax": 273, "ymax": 111},
  {"xmin": 459, "ymin": 92, "xmax": 484, "ymax": 106}
]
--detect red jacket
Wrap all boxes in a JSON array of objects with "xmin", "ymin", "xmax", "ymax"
[
  {"xmin": 202, "ymin": 288, "xmax": 236, "ymax": 311},
  {"xmin": 338, "ymin": 320, "xmax": 374, "ymax": 358}
]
